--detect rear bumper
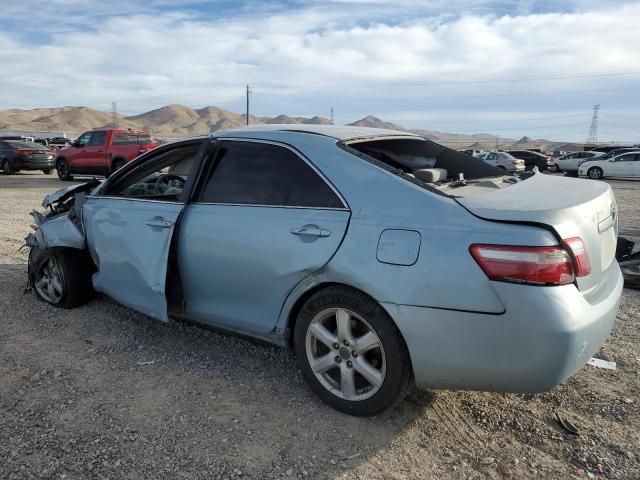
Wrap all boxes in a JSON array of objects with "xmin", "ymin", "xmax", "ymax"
[
  {"xmin": 384, "ymin": 263, "xmax": 623, "ymax": 393},
  {"xmin": 11, "ymin": 156, "xmax": 55, "ymax": 170}
]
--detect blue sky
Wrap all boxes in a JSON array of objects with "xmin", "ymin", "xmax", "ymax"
[{"xmin": 0, "ymin": 0, "xmax": 638, "ymax": 141}]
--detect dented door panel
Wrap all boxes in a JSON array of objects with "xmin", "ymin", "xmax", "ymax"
[
  {"xmin": 177, "ymin": 204, "xmax": 350, "ymax": 334},
  {"xmin": 83, "ymin": 197, "xmax": 184, "ymax": 321}
]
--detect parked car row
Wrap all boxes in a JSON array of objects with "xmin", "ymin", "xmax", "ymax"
[
  {"xmin": 1, "ymin": 129, "xmax": 157, "ymax": 176},
  {"xmin": 55, "ymin": 128, "xmax": 157, "ymax": 180}
]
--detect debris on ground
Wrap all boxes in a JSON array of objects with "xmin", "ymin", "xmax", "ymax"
[{"xmin": 587, "ymin": 358, "xmax": 617, "ymax": 370}]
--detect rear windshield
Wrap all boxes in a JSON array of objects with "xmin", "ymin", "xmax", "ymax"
[
  {"xmin": 112, "ymin": 133, "xmax": 153, "ymax": 145},
  {"xmin": 7, "ymin": 141, "xmax": 47, "ymax": 149},
  {"xmin": 345, "ymin": 137, "xmax": 503, "ymax": 181}
]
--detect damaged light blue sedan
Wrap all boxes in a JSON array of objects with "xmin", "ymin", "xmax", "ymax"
[{"xmin": 26, "ymin": 125, "xmax": 623, "ymax": 416}]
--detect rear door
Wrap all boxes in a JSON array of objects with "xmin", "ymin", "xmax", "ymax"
[
  {"xmin": 83, "ymin": 140, "xmax": 205, "ymax": 321},
  {"xmin": 178, "ymin": 139, "xmax": 350, "ymax": 334}
]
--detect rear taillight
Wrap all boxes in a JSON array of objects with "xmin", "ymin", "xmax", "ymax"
[
  {"xmin": 563, "ymin": 237, "xmax": 591, "ymax": 277},
  {"xmin": 15, "ymin": 149, "xmax": 32, "ymax": 155},
  {"xmin": 470, "ymin": 244, "xmax": 575, "ymax": 285},
  {"xmin": 470, "ymin": 238, "xmax": 591, "ymax": 286}
]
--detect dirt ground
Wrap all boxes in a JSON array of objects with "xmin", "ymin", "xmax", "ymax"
[{"xmin": 1, "ymin": 172, "xmax": 638, "ymax": 480}]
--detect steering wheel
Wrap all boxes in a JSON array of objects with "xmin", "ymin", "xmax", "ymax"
[{"xmin": 152, "ymin": 174, "xmax": 185, "ymax": 195}]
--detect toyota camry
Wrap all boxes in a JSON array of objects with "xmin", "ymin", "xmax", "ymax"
[{"xmin": 26, "ymin": 125, "xmax": 623, "ymax": 416}]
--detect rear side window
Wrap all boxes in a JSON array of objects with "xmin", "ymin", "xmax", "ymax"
[
  {"xmin": 199, "ymin": 141, "xmax": 343, "ymax": 208},
  {"xmin": 113, "ymin": 133, "xmax": 153, "ymax": 145}
]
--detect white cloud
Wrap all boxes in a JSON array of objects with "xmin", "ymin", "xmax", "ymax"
[{"xmin": 0, "ymin": 1, "xmax": 639, "ymax": 140}]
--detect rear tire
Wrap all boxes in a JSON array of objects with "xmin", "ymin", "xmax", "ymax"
[
  {"xmin": 294, "ymin": 286, "xmax": 412, "ymax": 416},
  {"xmin": 2, "ymin": 158, "xmax": 15, "ymax": 174},
  {"xmin": 56, "ymin": 159, "xmax": 73, "ymax": 181},
  {"xmin": 42, "ymin": 169, "xmax": 53, "ymax": 175},
  {"xmin": 588, "ymin": 167, "xmax": 604, "ymax": 179},
  {"xmin": 110, "ymin": 159, "xmax": 126, "ymax": 176},
  {"xmin": 30, "ymin": 248, "xmax": 95, "ymax": 308}
]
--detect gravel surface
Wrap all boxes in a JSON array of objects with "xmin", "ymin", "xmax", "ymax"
[{"xmin": 1, "ymin": 172, "xmax": 639, "ymax": 479}]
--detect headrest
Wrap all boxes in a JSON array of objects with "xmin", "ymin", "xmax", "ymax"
[{"xmin": 413, "ymin": 168, "xmax": 448, "ymax": 183}]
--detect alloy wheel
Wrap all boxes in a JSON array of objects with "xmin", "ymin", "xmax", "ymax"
[
  {"xmin": 305, "ymin": 307, "xmax": 386, "ymax": 401},
  {"xmin": 34, "ymin": 256, "xmax": 64, "ymax": 304},
  {"xmin": 57, "ymin": 160, "xmax": 69, "ymax": 180}
]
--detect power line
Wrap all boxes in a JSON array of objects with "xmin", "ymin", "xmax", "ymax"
[
  {"xmin": 337, "ymin": 112, "xmax": 592, "ymax": 126},
  {"xmin": 320, "ymin": 86, "xmax": 640, "ymax": 103}
]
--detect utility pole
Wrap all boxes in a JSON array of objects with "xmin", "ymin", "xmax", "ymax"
[
  {"xmin": 585, "ymin": 104, "xmax": 600, "ymax": 145},
  {"xmin": 111, "ymin": 101, "xmax": 118, "ymax": 128},
  {"xmin": 330, "ymin": 107, "xmax": 334, "ymax": 125},
  {"xmin": 495, "ymin": 135, "xmax": 499, "ymax": 150},
  {"xmin": 245, "ymin": 85, "xmax": 251, "ymax": 125}
]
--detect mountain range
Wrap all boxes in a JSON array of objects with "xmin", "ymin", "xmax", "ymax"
[{"xmin": 0, "ymin": 105, "xmax": 583, "ymax": 151}]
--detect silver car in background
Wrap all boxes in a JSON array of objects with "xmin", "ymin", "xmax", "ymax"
[
  {"xmin": 552, "ymin": 150, "xmax": 604, "ymax": 174},
  {"xmin": 476, "ymin": 151, "xmax": 525, "ymax": 172},
  {"xmin": 26, "ymin": 125, "xmax": 622, "ymax": 416}
]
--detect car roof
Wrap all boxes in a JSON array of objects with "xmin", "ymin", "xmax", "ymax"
[{"xmin": 216, "ymin": 124, "xmax": 419, "ymax": 141}]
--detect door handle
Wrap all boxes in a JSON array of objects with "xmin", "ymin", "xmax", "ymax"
[
  {"xmin": 290, "ymin": 225, "xmax": 331, "ymax": 238},
  {"xmin": 146, "ymin": 218, "xmax": 174, "ymax": 228}
]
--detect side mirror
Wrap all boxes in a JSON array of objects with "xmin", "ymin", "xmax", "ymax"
[{"xmin": 73, "ymin": 141, "xmax": 81, "ymax": 148}]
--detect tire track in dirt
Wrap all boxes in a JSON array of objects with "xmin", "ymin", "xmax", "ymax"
[{"xmin": 430, "ymin": 396, "xmax": 501, "ymax": 458}]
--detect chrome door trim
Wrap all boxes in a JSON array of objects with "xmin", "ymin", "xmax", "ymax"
[
  {"xmin": 86, "ymin": 195, "xmax": 184, "ymax": 206},
  {"xmin": 190, "ymin": 202, "xmax": 348, "ymax": 211}
]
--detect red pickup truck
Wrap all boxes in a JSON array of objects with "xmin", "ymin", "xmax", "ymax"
[{"xmin": 55, "ymin": 129, "xmax": 157, "ymax": 180}]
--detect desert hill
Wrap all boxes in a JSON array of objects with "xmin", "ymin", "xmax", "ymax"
[{"xmin": 0, "ymin": 105, "xmax": 585, "ymax": 150}]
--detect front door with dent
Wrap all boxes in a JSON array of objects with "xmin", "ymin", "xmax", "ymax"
[
  {"xmin": 83, "ymin": 141, "xmax": 203, "ymax": 320},
  {"xmin": 178, "ymin": 139, "xmax": 350, "ymax": 334}
]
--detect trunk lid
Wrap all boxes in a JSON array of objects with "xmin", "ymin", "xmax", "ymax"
[{"xmin": 456, "ymin": 173, "xmax": 617, "ymax": 292}]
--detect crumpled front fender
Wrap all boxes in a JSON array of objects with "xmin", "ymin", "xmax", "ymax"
[
  {"xmin": 25, "ymin": 183, "xmax": 96, "ymax": 250},
  {"xmin": 26, "ymin": 212, "xmax": 85, "ymax": 250}
]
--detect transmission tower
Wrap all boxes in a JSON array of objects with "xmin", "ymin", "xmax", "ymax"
[
  {"xmin": 585, "ymin": 104, "xmax": 600, "ymax": 145},
  {"xmin": 330, "ymin": 107, "xmax": 334, "ymax": 125},
  {"xmin": 111, "ymin": 101, "xmax": 118, "ymax": 128}
]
